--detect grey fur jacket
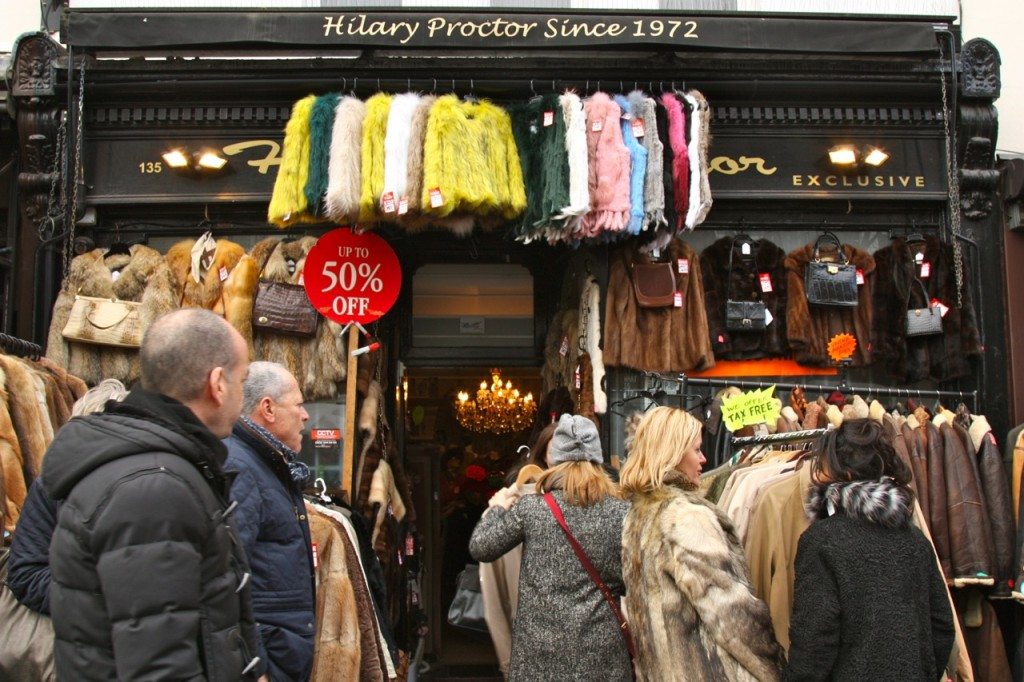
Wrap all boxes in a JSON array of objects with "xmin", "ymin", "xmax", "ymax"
[{"xmin": 469, "ymin": 490, "xmax": 631, "ymax": 682}]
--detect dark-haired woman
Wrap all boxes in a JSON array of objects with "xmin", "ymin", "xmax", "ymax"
[{"xmin": 784, "ymin": 418, "xmax": 955, "ymax": 682}]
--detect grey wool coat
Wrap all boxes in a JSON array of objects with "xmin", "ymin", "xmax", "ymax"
[{"xmin": 469, "ymin": 491, "xmax": 632, "ymax": 682}]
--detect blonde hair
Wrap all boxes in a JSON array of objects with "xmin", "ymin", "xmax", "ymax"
[
  {"xmin": 619, "ymin": 406, "xmax": 702, "ymax": 496},
  {"xmin": 71, "ymin": 379, "xmax": 128, "ymax": 417},
  {"xmin": 535, "ymin": 460, "xmax": 619, "ymax": 507}
]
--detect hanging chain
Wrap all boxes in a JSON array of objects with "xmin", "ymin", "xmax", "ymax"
[
  {"xmin": 42, "ymin": 112, "xmax": 67, "ymax": 241},
  {"xmin": 64, "ymin": 62, "xmax": 86, "ymax": 280},
  {"xmin": 939, "ymin": 58, "xmax": 965, "ymax": 309}
]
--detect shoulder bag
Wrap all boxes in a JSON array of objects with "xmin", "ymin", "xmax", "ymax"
[
  {"xmin": 61, "ymin": 293, "xmax": 143, "ymax": 348},
  {"xmin": 543, "ymin": 493, "xmax": 636, "ymax": 678},
  {"xmin": 631, "ymin": 259, "xmax": 676, "ymax": 309},
  {"xmin": 905, "ymin": 277, "xmax": 943, "ymax": 337},
  {"xmin": 446, "ymin": 563, "xmax": 489, "ymax": 632},
  {"xmin": 804, "ymin": 232, "xmax": 859, "ymax": 307},
  {"xmin": 0, "ymin": 550, "xmax": 56, "ymax": 681},
  {"xmin": 725, "ymin": 237, "xmax": 767, "ymax": 332}
]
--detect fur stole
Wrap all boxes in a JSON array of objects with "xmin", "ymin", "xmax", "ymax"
[
  {"xmin": 247, "ymin": 237, "xmax": 346, "ymax": 401},
  {"xmin": 629, "ymin": 91, "xmax": 665, "ymax": 230},
  {"xmin": 806, "ymin": 478, "xmax": 914, "ymax": 529},
  {"xmin": 581, "ymin": 93, "xmax": 631, "ymax": 237},
  {"xmin": 662, "ymin": 93, "xmax": 690, "ymax": 231},
  {"xmin": 0, "ymin": 356, "xmax": 49, "ymax": 488},
  {"xmin": 683, "ymin": 90, "xmax": 713, "ymax": 229},
  {"xmin": 580, "ymin": 276, "xmax": 606, "ymax": 414},
  {"xmin": 655, "ymin": 100, "xmax": 677, "ymax": 230},
  {"xmin": 559, "ymin": 92, "xmax": 590, "ymax": 227},
  {"xmin": 359, "ymin": 380, "xmax": 381, "ymax": 441},
  {"xmin": 368, "ymin": 459, "xmax": 406, "ymax": 547},
  {"xmin": 305, "ymin": 92, "xmax": 341, "ymax": 215},
  {"xmin": 382, "ymin": 92, "xmax": 421, "ymax": 206},
  {"xmin": 400, "ymin": 94, "xmax": 437, "ymax": 221},
  {"xmin": 359, "ymin": 93, "xmax": 393, "ymax": 223},
  {"xmin": 540, "ymin": 308, "xmax": 580, "ymax": 395},
  {"xmin": 325, "ymin": 96, "xmax": 366, "ymax": 223},
  {"xmin": 614, "ymin": 94, "xmax": 648, "ymax": 235},
  {"xmin": 0, "ymin": 362, "xmax": 27, "ymax": 531},
  {"xmin": 268, "ymin": 95, "xmax": 316, "ymax": 227},
  {"xmin": 143, "ymin": 238, "xmax": 246, "ymax": 331},
  {"xmin": 784, "ymin": 241, "xmax": 875, "ymax": 367},
  {"xmin": 510, "ymin": 93, "xmax": 571, "ymax": 238},
  {"xmin": 46, "ymin": 244, "xmax": 163, "ymax": 386}
]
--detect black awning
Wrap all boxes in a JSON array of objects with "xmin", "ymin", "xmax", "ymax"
[{"xmin": 65, "ymin": 10, "xmax": 942, "ymax": 55}]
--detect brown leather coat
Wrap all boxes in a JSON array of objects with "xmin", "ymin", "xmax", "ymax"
[
  {"xmin": 923, "ymin": 421, "xmax": 953, "ymax": 579},
  {"xmin": 941, "ymin": 422, "xmax": 994, "ymax": 582},
  {"xmin": 901, "ymin": 421, "xmax": 930, "ymax": 523},
  {"xmin": 972, "ymin": 424, "xmax": 1016, "ymax": 596}
]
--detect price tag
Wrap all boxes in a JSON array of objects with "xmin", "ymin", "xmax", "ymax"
[
  {"xmin": 543, "ymin": 110, "xmax": 554, "ymax": 127},
  {"xmin": 591, "ymin": 119, "xmax": 603, "ymax": 132},
  {"xmin": 759, "ymin": 273, "xmax": 773, "ymax": 293},
  {"xmin": 429, "ymin": 187, "xmax": 444, "ymax": 208},
  {"xmin": 915, "ymin": 252, "xmax": 925, "ymax": 264},
  {"xmin": 381, "ymin": 191, "xmax": 396, "ymax": 214},
  {"xmin": 920, "ymin": 262, "xmax": 931, "ymax": 278},
  {"xmin": 111, "ymin": 270, "xmax": 122, "ymax": 282},
  {"xmin": 297, "ymin": 272, "xmax": 304, "ymax": 286},
  {"xmin": 717, "ymin": 334, "xmax": 726, "ymax": 344},
  {"xmin": 406, "ymin": 534, "xmax": 415, "ymax": 556},
  {"xmin": 930, "ymin": 298, "xmax": 949, "ymax": 317},
  {"xmin": 764, "ymin": 308, "xmax": 774, "ymax": 326},
  {"xmin": 575, "ymin": 365, "xmax": 582, "ymax": 389},
  {"xmin": 218, "ymin": 266, "xmax": 229, "ymax": 282},
  {"xmin": 856, "ymin": 268, "xmax": 865, "ymax": 285},
  {"xmin": 673, "ymin": 291, "xmax": 683, "ymax": 308},
  {"xmin": 559, "ymin": 335, "xmax": 569, "ymax": 356},
  {"xmin": 741, "ymin": 242, "xmax": 752, "ymax": 256},
  {"xmin": 398, "ymin": 197, "xmax": 409, "ymax": 215},
  {"xmin": 311, "ymin": 543, "xmax": 320, "ymax": 570},
  {"xmin": 677, "ymin": 258, "xmax": 689, "ymax": 274},
  {"xmin": 631, "ymin": 118, "xmax": 645, "ymax": 138}
]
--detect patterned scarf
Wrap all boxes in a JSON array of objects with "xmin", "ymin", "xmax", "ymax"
[{"xmin": 241, "ymin": 416, "xmax": 312, "ymax": 488}]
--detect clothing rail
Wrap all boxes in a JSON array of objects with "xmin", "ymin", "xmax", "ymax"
[
  {"xmin": 0, "ymin": 332, "xmax": 43, "ymax": 359},
  {"xmin": 731, "ymin": 427, "xmax": 831, "ymax": 448},
  {"xmin": 644, "ymin": 372, "xmax": 978, "ymax": 410}
]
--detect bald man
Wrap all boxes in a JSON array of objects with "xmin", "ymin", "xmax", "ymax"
[{"xmin": 43, "ymin": 309, "xmax": 263, "ymax": 681}]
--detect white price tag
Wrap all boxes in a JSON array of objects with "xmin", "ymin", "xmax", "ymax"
[
  {"xmin": 381, "ymin": 191, "xmax": 396, "ymax": 214},
  {"xmin": 591, "ymin": 119, "xmax": 603, "ymax": 132},
  {"xmin": 543, "ymin": 110, "xmax": 554, "ymax": 127},
  {"xmin": 764, "ymin": 308, "xmax": 774, "ymax": 326},
  {"xmin": 678, "ymin": 258, "xmax": 689, "ymax": 274},
  {"xmin": 631, "ymin": 118, "xmax": 645, "ymax": 138},
  {"xmin": 219, "ymin": 266, "xmax": 229, "ymax": 282},
  {"xmin": 429, "ymin": 187, "xmax": 444, "ymax": 208}
]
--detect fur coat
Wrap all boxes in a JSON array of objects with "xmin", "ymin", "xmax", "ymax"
[
  {"xmin": 359, "ymin": 93, "xmax": 393, "ymax": 223},
  {"xmin": 325, "ymin": 96, "xmax": 366, "ymax": 223},
  {"xmin": 604, "ymin": 239, "xmax": 715, "ymax": 373},
  {"xmin": 871, "ymin": 236, "xmax": 981, "ymax": 382},
  {"xmin": 614, "ymin": 94, "xmax": 648, "ymax": 235},
  {"xmin": 268, "ymin": 95, "xmax": 316, "ymax": 227},
  {"xmin": 304, "ymin": 92, "xmax": 340, "ymax": 216},
  {"xmin": 579, "ymin": 276, "xmax": 606, "ymax": 414},
  {"xmin": 623, "ymin": 479, "xmax": 784, "ymax": 681},
  {"xmin": 662, "ymin": 93, "xmax": 689, "ymax": 231},
  {"xmin": 559, "ymin": 92, "xmax": 590, "ymax": 228},
  {"xmin": 46, "ymin": 245, "xmax": 163, "ymax": 386},
  {"xmin": 629, "ymin": 91, "xmax": 666, "ymax": 230},
  {"xmin": 141, "ymin": 237, "xmax": 247, "ymax": 328},
  {"xmin": 785, "ymin": 241, "xmax": 875, "ymax": 367},
  {"xmin": 581, "ymin": 93, "xmax": 631, "ymax": 237},
  {"xmin": 0, "ymin": 361, "xmax": 27, "ymax": 532},
  {"xmin": 227, "ymin": 237, "xmax": 346, "ymax": 401},
  {"xmin": 682, "ymin": 90, "xmax": 713, "ymax": 229},
  {"xmin": 382, "ymin": 92, "xmax": 421, "ymax": 211},
  {"xmin": 701, "ymin": 237, "xmax": 789, "ymax": 360},
  {"xmin": 540, "ymin": 308, "xmax": 579, "ymax": 395}
]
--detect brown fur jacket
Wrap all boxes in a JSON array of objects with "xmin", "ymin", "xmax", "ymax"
[
  {"xmin": 785, "ymin": 242, "xmax": 875, "ymax": 367},
  {"xmin": 623, "ymin": 480, "xmax": 784, "ymax": 681},
  {"xmin": 871, "ymin": 236, "xmax": 981, "ymax": 383},
  {"xmin": 540, "ymin": 308, "xmax": 579, "ymax": 396},
  {"xmin": 46, "ymin": 245, "xmax": 163, "ymax": 386},
  {"xmin": 701, "ymin": 237, "xmax": 789, "ymax": 360},
  {"xmin": 605, "ymin": 239, "xmax": 714, "ymax": 372},
  {"xmin": 228, "ymin": 238, "xmax": 346, "ymax": 401}
]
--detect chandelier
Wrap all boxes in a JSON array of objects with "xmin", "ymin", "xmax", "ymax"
[{"xmin": 455, "ymin": 369, "xmax": 536, "ymax": 434}]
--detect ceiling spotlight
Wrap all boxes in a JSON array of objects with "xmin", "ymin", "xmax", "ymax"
[
  {"xmin": 862, "ymin": 146, "xmax": 890, "ymax": 167},
  {"xmin": 828, "ymin": 145, "xmax": 858, "ymax": 166},
  {"xmin": 196, "ymin": 151, "xmax": 228, "ymax": 170},
  {"xmin": 161, "ymin": 148, "xmax": 190, "ymax": 168}
]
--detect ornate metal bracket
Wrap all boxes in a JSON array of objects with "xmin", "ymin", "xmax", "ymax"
[{"xmin": 956, "ymin": 38, "xmax": 1001, "ymax": 220}]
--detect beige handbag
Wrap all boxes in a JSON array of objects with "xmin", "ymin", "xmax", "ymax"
[
  {"xmin": 0, "ymin": 550, "xmax": 56, "ymax": 681},
  {"xmin": 61, "ymin": 294, "xmax": 143, "ymax": 348}
]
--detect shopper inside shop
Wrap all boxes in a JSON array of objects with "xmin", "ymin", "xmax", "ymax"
[
  {"xmin": 785, "ymin": 418, "xmax": 955, "ymax": 681},
  {"xmin": 469, "ymin": 414, "xmax": 631, "ymax": 681},
  {"xmin": 620, "ymin": 406, "xmax": 784, "ymax": 681},
  {"xmin": 225, "ymin": 361, "xmax": 316, "ymax": 682}
]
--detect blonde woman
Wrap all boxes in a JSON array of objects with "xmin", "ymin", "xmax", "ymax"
[
  {"xmin": 469, "ymin": 414, "xmax": 631, "ymax": 682},
  {"xmin": 620, "ymin": 406, "xmax": 783, "ymax": 682}
]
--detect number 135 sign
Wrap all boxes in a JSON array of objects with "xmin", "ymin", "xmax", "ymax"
[{"xmin": 303, "ymin": 228, "xmax": 402, "ymax": 325}]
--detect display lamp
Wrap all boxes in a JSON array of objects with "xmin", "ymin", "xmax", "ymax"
[
  {"xmin": 862, "ymin": 146, "xmax": 890, "ymax": 167},
  {"xmin": 827, "ymin": 145, "xmax": 858, "ymax": 166},
  {"xmin": 455, "ymin": 369, "xmax": 536, "ymax": 434},
  {"xmin": 161, "ymin": 148, "xmax": 191, "ymax": 169}
]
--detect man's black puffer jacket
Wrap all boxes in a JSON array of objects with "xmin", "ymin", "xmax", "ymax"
[
  {"xmin": 6, "ymin": 477, "xmax": 59, "ymax": 614},
  {"xmin": 42, "ymin": 389, "xmax": 261, "ymax": 681}
]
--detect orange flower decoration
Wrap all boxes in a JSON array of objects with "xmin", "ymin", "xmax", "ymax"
[{"xmin": 827, "ymin": 333, "xmax": 858, "ymax": 363}]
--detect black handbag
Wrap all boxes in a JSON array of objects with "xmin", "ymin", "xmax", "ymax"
[
  {"xmin": 447, "ymin": 564, "xmax": 488, "ymax": 633},
  {"xmin": 804, "ymin": 232, "xmax": 859, "ymax": 307},
  {"xmin": 905, "ymin": 277, "xmax": 944, "ymax": 337},
  {"xmin": 725, "ymin": 236, "xmax": 768, "ymax": 332}
]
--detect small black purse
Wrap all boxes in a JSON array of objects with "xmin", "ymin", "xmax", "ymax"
[
  {"xmin": 905, "ymin": 276, "xmax": 943, "ymax": 337},
  {"xmin": 447, "ymin": 564, "xmax": 488, "ymax": 633},
  {"xmin": 725, "ymin": 237, "xmax": 768, "ymax": 332},
  {"xmin": 804, "ymin": 232, "xmax": 859, "ymax": 307}
]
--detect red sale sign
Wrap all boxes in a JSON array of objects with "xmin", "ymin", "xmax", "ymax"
[{"xmin": 303, "ymin": 228, "xmax": 402, "ymax": 325}]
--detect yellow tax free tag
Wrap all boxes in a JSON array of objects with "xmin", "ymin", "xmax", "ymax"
[{"xmin": 721, "ymin": 386, "xmax": 782, "ymax": 432}]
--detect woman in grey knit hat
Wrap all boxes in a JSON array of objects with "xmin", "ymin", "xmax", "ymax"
[{"xmin": 469, "ymin": 414, "xmax": 632, "ymax": 682}]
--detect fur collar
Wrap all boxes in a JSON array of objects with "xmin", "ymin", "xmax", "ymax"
[
  {"xmin": 806, "ymin": 478, "xmax": 914, "ymax": 528},
  {"xmin": 969, "ymin": 415, "xmax": 992, "ymax": 452}
]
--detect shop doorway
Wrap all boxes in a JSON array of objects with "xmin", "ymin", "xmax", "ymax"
[{"xmin": 402, "ymin": 366, "xmax": 541, "ymax": 679}]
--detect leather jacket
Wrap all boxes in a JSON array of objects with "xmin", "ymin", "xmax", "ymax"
[
  {"xmin": 942, "ymin": 422, "xmax": 994, "ymax": 581},
  {"xmin": 923, "ymin": 422, "xmax": 953, "ymax": 579},
  {"xmin": 974, "ymin": 427, "xmax": 1015, "ymax": 597}
]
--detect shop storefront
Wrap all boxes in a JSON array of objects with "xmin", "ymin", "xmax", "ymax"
[{"xmin": 3, "ymin": 2, "xmax": 1018, "ymax": 679}]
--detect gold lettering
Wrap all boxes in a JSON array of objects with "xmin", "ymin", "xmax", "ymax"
[
  {"xmin": 427, "ymin": 17, "xmax": 445, "ymax": 38},
  {"xmin": 323, "ymin": 15, "xmax": 345, "ymax": 37},
  {"xmin": 608, "ymin": 22, "xmax": 626, "ymax": 37},
  {"xmin": 841, "ymin": 176, "xmax": 851, "ymax": 187},
  {"xmin": 899, "ymin": 176, "xmax": 910, "ymax": 187},
  {"xmin": 857, "ymin": 176, "xmax": 870, "ymax": 186},
  {"xmin": 826, "ymin": 176, "xmax": 838, "ymax": 187},
  {"xmin": 544, "ymin": 18, "xmax": 558, "ymax": 38},
  {"xmin": 708, "ymin": 155, "xmax": 776, "ymax": 176},
  {"xmin": 807, "ymin": 175, "xmax": 821, "ymax": 187},
  {"xmin": 710, "ymin": 156, "xmax": 742, "ymax": 175},
  {"xmin": 792, "ymin": 175, "xmax": 802, "ymax": 186},
  {"xmin": 221, "ymin": 140, "xmax": 283, "ymax": 175},
  {"xmin": 876, "ymin": 176, "xmax": 885, "ymax": 187},
  {"xmin": 915, "ymin": 176, "xmax": 925, "ymax": 188}
]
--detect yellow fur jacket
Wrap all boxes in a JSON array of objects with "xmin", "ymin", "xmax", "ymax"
[{"xmin": 268, "ymin": 95, "xmax": 318, "ymax": 228}]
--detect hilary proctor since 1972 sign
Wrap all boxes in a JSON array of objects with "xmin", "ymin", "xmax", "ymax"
[{"xmin": 64, "ymin": 10, "xmax": 940, "ymax": 53}]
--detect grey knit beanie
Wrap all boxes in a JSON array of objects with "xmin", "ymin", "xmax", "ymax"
[{"xmin": 548, "ymin": 414, "xmax": 603, "ymax": 465}]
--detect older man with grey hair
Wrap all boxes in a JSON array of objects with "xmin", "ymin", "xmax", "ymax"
[{"xmin": 224, "ymin": 361, "xmax": 316, "ymax": 682}]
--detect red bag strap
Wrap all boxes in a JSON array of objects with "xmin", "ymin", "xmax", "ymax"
[{"xmin": 542, "ymin": 492, "xmax": 637, "ymax": 662}]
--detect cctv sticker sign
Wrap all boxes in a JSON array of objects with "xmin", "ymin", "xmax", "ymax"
[{"xmin": 312, "ymin": 429, "xmax": 341, "ymax": 449}]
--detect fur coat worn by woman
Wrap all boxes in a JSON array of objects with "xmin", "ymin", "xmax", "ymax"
[
  {"xmin": 623, "ymin": 475, "xmax": 784, "ymax": 681},
  {"xmin": 604, "ymin": 238, "xmax": 714, "ymax": 373},
  {"xmin": 785, "ymin": 479, "xmax": 955, "ymax": 681},
  {"xmin": 784, "ymin": 241, "xmax": 875, "ymax": 367},
  {"xmin": 46, "ymin": 245, "xmax": 163, "ymax": 386},
  {"xmin": 871, "ymin": 236, "xmax": 981, "ymax": 383}
]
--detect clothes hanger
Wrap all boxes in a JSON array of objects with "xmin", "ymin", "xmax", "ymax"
[
  {"xmin": 313, "ymin": 478, "xmax": 331, "ymax": 504},
  {"xmin": 515, "ymin": 464, "xmax": 544, "ymax": 486}
]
